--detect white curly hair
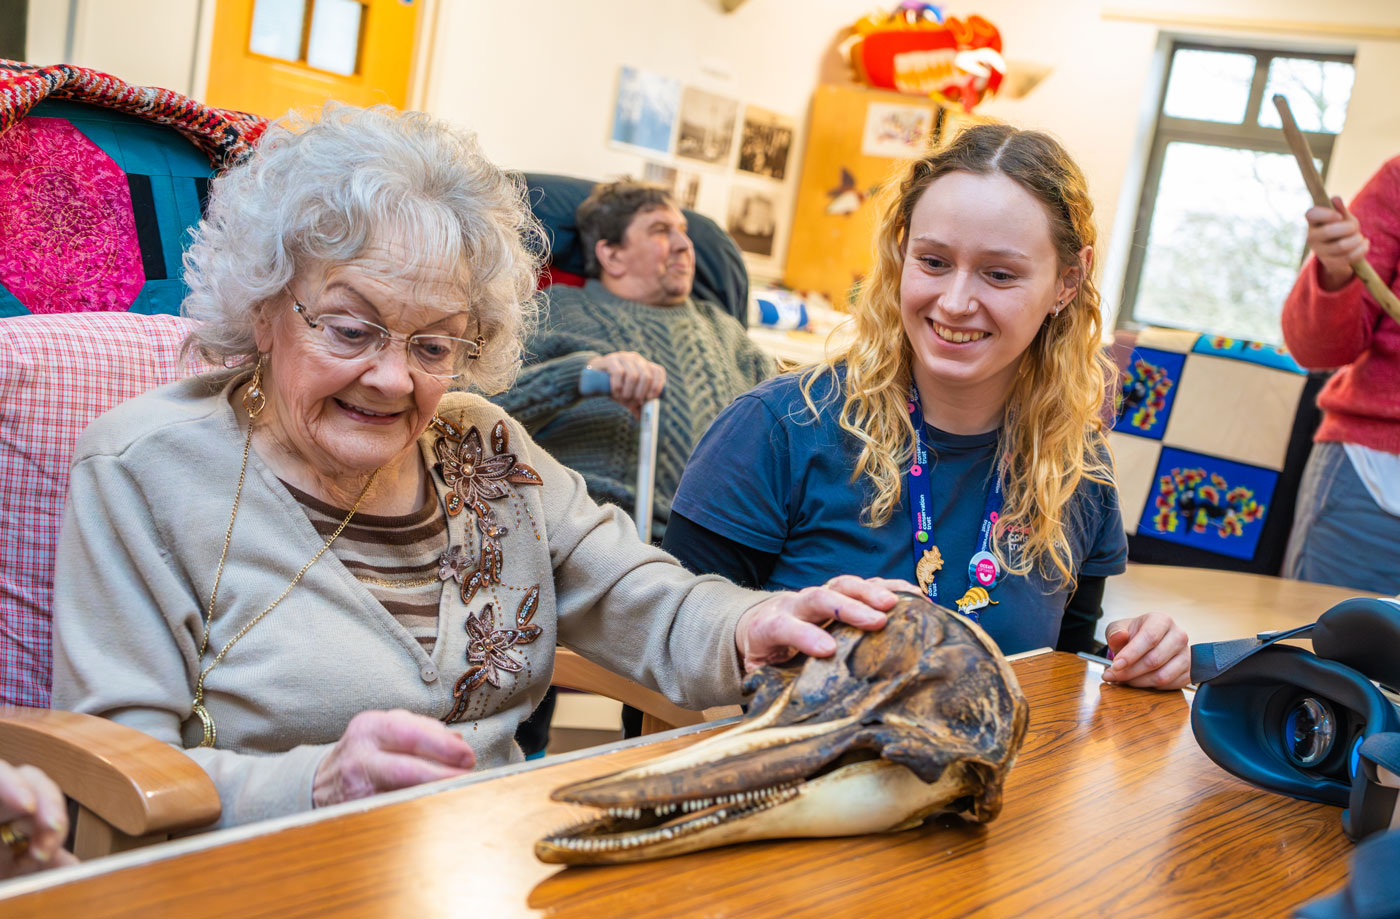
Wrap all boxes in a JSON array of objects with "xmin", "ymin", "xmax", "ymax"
[{"xmin": 181, "ymin": 103, "xmax": 542, "ymax": 394}]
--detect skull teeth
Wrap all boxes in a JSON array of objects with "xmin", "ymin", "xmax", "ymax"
[{"xmin": 545, "ymin": 783, "xmax": 802, "ymax": 852}]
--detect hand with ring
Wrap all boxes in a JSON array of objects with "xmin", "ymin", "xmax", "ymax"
[{"xmin": 0, "ymin": 760, "xmax": 77, "ymax": 876}]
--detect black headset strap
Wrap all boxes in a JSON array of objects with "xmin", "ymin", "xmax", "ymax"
[{"xmin": 1189, "ymin": 623, "xmax": 1316, "ymax": 684}]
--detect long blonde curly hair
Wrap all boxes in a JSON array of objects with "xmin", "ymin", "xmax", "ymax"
[{"xmin": 802, "ymin": 123, "xmax": 1115, "ymax": 589}]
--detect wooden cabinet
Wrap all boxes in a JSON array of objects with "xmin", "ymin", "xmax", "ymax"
[{"xmin": 784, "ymin": 84, "xmax": 980, "ymax": 306}]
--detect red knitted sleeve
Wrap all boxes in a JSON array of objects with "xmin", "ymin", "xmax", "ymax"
[{"xmin": 1281, "ymin": 156, "xmax": 1400, "ymax": 370}]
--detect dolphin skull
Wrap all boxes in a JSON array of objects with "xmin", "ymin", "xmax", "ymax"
[{"xmin": 535, "ymin": 592, "xmax": 1029, "ymax": 864}]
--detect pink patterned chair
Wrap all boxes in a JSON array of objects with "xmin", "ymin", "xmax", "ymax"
[
  {"xmin": 0, "ymin": 312, "xmax": 204, "ymax": 707},
  {"xmin": 0, "ymin": 312, "xmax": 221, "ymax": 855}
]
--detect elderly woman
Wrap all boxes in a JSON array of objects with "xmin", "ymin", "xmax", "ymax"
[{"xmin": 50, "ymin": 105, "xmax": 903, "ymax": 829}]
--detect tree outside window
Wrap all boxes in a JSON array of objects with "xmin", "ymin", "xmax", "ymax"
[{"xmin": 1120, "ymin": 43, "xmax": 1355, "ymax": 344}]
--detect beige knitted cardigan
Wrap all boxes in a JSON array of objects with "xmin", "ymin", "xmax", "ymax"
[{"xmin": 52, "ymin": 372, "xmax": 762, "ymax": 829}]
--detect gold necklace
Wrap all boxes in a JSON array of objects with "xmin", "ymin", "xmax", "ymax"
[{"xmin": 190, "ymin": 364, "xmax": 380, "ymax": 748}]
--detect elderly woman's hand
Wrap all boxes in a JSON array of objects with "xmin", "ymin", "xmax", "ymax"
[
  {"xmin": 1101, "ymin": 612, "xmax": 1191, "ymax": 690},
  {"xmin": 734, "ymin": 576, "xmax": 917, "ymax": 671},
  {"xmin": 0, "ymin": 760, "xmax": 77, "ymax": 876},
  {"xmin": 313, "ymin": 710, "xmax": 477, "ymax": 808}
]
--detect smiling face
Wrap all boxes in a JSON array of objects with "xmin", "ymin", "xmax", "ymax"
[
  {"xmin": 598, "ymin": 205, "xmax": 696, "ymax": 306},
  {"xmin": 252, "ymin": 243, "xmax": 470, "ymax": 499},
  {"xmin": 900, "ymin": 171, "xmax": 1081, "ymax": 426}
]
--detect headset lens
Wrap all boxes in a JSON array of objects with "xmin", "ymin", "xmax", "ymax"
[{"xmin": 1283, "ymin": 697, "xmax": 1336, "ymax": 767}]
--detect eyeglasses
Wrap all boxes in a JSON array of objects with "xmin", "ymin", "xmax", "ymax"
[{"xmin": 291, "ymin": 297, "xmax": 484, "ymax": 380}]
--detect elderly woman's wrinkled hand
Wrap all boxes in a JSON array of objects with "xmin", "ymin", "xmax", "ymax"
[
  {"xmin": 733, "ymin": 576, "xmax": 918, "ymax": 671},
  {"xmin": 0, "ymin": 760, "xmax": 77, "ymax": 877},
  {"xmin": 1101, "ymin": 611, "xmax": 1191, "ymax": 690},
  {"xmin": 312, "ymin": 710, "xmax": 477, "ymax": 808}
]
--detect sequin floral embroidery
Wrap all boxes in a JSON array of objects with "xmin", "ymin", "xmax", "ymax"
[
  {"xmin": 434, "ymin": 419, "xmax": 543, "ymax": 518},
  {"xmin": 431, "ymin": 415, "xmax": 546, "ymax": 725},
  {"xmin": 438, "ymin": 545, "xmax": 471, "ymax": 583},
  {"xmin": 445, "ymin": 587, "xmax": 541, "ymax": 724}
]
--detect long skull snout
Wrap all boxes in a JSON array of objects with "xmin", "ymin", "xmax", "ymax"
[{"xmin": 535, "ymin": 594, "xmax": 1028, "ymax": 865}]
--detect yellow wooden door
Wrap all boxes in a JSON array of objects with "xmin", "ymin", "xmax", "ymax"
[
  {"xmin": 205, "ymin": 0, "xmax": 420, "ymax": 118},
  {"xmin": 784, "ymin": 84, "xmax": 981, "ymax": 307}
]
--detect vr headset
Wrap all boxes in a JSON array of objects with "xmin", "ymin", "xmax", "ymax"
[{"xmin": 1190, "ymin": 597, "xmax": 1400, "ymax": 842}]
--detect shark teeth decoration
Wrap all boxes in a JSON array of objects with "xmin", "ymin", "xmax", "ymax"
[{"xmin": 535, "ymin": 592, "xmax": 1028, "ymax": 865}]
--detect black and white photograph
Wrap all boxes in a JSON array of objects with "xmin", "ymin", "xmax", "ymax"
[
  {"xmin": 643, "ymin": 161, "xmax": 701, "ymax": 209},
  {"xmin": 737, "ymin": 105, "xmax": 795, "ymax": 180},
  {"xmin": 726, "ymin": 185, "xmax": 778, "ymax": 257},
  {"xmin": 610, "ymin": 66, "xmax": 680, "ymax": 155},
  {"xmin": 676, "ymin": 86, "xmax": 739, "ymax": 165}
]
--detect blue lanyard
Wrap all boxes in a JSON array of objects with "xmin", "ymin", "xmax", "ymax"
[{"xmin": 906, "ymin": 384, "xmax": 1004, "ymax": 619}]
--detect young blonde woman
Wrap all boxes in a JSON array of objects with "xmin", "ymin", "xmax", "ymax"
[{"xmin": 664, "ymin": 123, "xmax": 1190, "ymax": 689}]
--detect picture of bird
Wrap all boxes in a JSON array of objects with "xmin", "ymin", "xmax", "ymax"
[{"xmin": 825, "ymin": 167, "xmax": 881, "ymax": 216}]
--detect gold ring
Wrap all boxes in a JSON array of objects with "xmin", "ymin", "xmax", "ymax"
[{"xmin": 0, "ymin": 821, "xmax": 29, "ymax": 858}]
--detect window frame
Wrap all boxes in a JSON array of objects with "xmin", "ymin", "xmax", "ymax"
[
  {"xmin": 1118, "ymin": 41, "xmax": 1354, "ymax": 334},
  {"xmin": 246, "ymin": 0, "xmax": 367, "ymax": 78}
]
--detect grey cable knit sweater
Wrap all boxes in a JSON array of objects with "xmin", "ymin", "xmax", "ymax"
[{"xmin": 491, "ymin": 280, "xmax": 775, "ymax": 542}]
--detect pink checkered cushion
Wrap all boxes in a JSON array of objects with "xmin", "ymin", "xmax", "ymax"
[{"xmin": 0, "ymin": 311, "xmax": 206, "ymax": 706}]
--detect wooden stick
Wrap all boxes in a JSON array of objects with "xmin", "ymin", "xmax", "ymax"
[{"xmin": 1272, "ymin": 93, "xmax": 1400, "ymax": 325}]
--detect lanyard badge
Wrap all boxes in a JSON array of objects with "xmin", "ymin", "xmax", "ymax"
[{"xmin": 906, "ymin": 385, "xmax": 1005, "ymax": 622}]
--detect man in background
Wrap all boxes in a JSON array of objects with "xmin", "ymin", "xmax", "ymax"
[
  {"xmin": 494, "ymin": 180, "xmax": 775, "ymax": 749},
  {"xmin": 495, "ymin": 179, "xmax": 774, "ymax": 545}
]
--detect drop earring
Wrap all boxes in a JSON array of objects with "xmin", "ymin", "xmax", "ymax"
[{"xmin": 244, "ymin": 355, "xmax": 267, "ymax": 419}]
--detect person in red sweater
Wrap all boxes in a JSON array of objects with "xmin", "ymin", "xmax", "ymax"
[{"xmin": 1281, "ymin": 157, "xmax": 1400, "ymax": 594}]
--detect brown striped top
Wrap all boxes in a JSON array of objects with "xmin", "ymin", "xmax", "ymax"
[{"xmin": 283, "ymin": 481, "xmax": 448, "ymax": 654}]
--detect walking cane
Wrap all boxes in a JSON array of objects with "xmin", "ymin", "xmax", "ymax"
[
  {"xmin": 579, "ymin": 367, "xmax": 661, "ymax": 544},
  {"xmin": 1272, "ymin": 93, "xmax": 1400, "ymax": 326}
]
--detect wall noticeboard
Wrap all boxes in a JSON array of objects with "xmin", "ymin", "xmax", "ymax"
[{"xmin": 784, "ymin": 84, "xmax": 979, "ymax": 308}]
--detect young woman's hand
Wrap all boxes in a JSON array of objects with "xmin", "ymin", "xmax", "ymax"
[
  {"xmin": 1101, "ymin": 612, "xmax": 1191, "ymax": 689},
  {"xmin": 734, "ymin": 576, "xmax": 917, "ymax": 671}
]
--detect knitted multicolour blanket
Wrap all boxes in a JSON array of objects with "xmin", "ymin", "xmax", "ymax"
[{"xmin": 0, "ymin": 58, "xmax": 265, "ymax": 169}]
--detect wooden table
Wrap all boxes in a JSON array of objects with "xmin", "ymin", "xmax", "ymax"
[
  {"xmin": 1102, "ymin": 562, "xmax": 1383, "ymax": 645},
  {"xmin": 0, "ymin": 650, "xmax": 1353, "ymax": 918}
]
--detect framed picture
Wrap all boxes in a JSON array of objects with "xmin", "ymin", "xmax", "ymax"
[
  {"xmin": 676, "ymin": 86, "xmax": 739, "ymax": 166},
  {"xmin": 726, "ymin": 183, "xmax": 779, "ymax": 258},
  {"xmin": 610, "ymin": 66, "xmax": 680, "ymax": 155},
  {"xmin": 737, "ymin": 105, "xmax": 795, "ymax": 181},
  {"xmin": 860, "ymin": 101, "xmax": 933, "ymax": 159},
  {"xmin": 643, "ymin": 161, "xmax": 701, "ymax": 210}
]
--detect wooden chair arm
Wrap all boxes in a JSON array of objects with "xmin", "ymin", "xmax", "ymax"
[
  {"xmin": 551, "ymin": 649, "xmax": 740, "ymax": 732},
  {"xmin": 0, "ymin": 707, "xmax": 220, "ymax": 837}
]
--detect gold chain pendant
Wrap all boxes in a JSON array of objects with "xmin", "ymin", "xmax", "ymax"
[
  {"xmin": 190, "ymin": 369, "xmax": 378, "ymax": 749},
  {"xmin": 192, "ymin": 700, "xmax": 217, "ymax": 748}
]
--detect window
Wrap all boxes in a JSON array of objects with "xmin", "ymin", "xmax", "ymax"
[
  {"xmin": 1120, "ymin": 43, "xmax": 1355, "ymax": 344},
  {"xmin": 249, "ymin": 0, "xmax": 365, "ymax": 77}
]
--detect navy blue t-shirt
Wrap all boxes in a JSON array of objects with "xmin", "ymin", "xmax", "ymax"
[{"xmin": 670, "ymin": 368, "xmax": 1128, "ymax": 654}]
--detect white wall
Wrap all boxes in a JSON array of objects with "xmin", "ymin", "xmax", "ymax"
[
  {"xmin": 422, "ymin": 0, "xmax": 1400, "ymax": 316},
  {"xmin": 26, "ymin": 0, "xmax": 1400, "ymax": 314},
  {"xmin": 24, "ymin": 0, "xmax": 210, "ymax": 97}
]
